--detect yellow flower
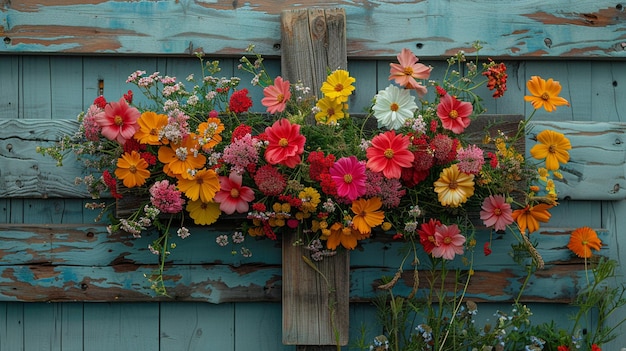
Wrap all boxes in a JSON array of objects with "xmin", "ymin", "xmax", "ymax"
[
  {"xmin": 433, "ymin": 164, "xmax": 475, "ymax": 207},
  {"xmin": 530, "ymin": 130, "xmax": 571, "ymax": 171},
  {"xmin": 523, "ymin": 76, "xmax": 570, "ymax": 112},
  {"xmin": 114, "ymin": 151, "xmax": 150, "ymax": 188},
  {"xmin": 511, "ymin": 203, "xmax": 552, "ymax": 234},
  {"xmin": 186, "ymin": 200, "xmax": 221, "ymax": 225},
  {"xmin": 298, "ymin": 187, "xmax": 321, "ymax": 213},
  {"xmin": 567, "ymin": 226, "xmax": 602, "ymax": 258},
  {"xmin": 134, "ymin": 111, "xmax": 168, "ymax": 145},
  {"xmin": 314, "ymin": 96, "xmax": 345, "ymax": 124},
  {"xmin": 177, "ymin": 168, "xmax": 221, "ymax": 202},
  {"xmin": 351, "ymin": 197, "xmax": 385, "ymax": 235},
  {"xmin": 320, "ymin": 69, "xmax": 355, "ymax": 103},
  {"xmin": 537, "ymin": 167, "xmax": 549, "ymax": 181}
]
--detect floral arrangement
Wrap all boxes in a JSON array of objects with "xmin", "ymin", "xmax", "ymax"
[{"xmin": 38, "ymin": 42, "xmax": 623, "ymax": 350}]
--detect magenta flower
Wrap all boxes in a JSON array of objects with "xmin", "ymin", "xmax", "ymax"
[
  {"xmin": 366, "ymin": 130, "xmax": 415, "ymax": 179},
  {"xmin": 329, "ymin": 156, "xmax": 367, "ymax": 201},
  {"xmin": 214, "ymin": 172, "xmax": 255, "ymax": 215},
  {"xmin": 431, "ymin": 224, "xmax": 466, "ymax": 260},
  {"xmin": 436, "ymin": 94, "xmax": 473, "ymax": 134},
  {"xmin": 262, "ymin": 76, "xmax": 291, "ymax": 114},
  {"xmin": 149, "ymin": 180, "xmax": 185, "ymax": 214},
  {"xmin": 95, "ymin": 97, "xmax": 141, "ymax": 144},
  {"xmin": 480, "ymin": 195, "xmax": 514, "ymax": 231}
]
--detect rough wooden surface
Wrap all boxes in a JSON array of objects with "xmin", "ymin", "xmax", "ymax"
[{"xmin": 1, "ymin": 1, "xmax": 625, "ymax": 58}]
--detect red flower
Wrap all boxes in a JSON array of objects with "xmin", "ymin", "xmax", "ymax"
[
  {"xmin": 308, "ymin": 151, "xmax": 336, "ymax": 181},
  {"xmin": 102, "ymin": 170, "xmax": 122, "ymax": 199},
  {"xmin": 436, "ymin": 94, "xmax": 473, "ymax": 134},
  {"xmin": 95, "ymin": 97, "xmax": 141, "ymax": 144},
  {"xmin": 231, "ymin": 123, "xmax": 253, "ymax": 141},
  {"xmin": 229, "ymin": 88, "xmax": 253, "ymax": 113},
  {"xmin": 214, "ymin": 172, "xmax": 255, "ymax": 215},
  {"xmin": 591, "ymin": 344, "xmax": 602, "ymax": 351},
  {"xmin": 483, "ymin": 242, "xmax": 492, "ymax": 256},
  {"xmin": 264, "ymin": 118, "xmax": 306, "ymax": 168},
  {"xmin": 93, "ymin": 95, "xmax": 107, "ymax": 109},
  {"xmin": 123, "ymin": 89, "xmax": 134, "ymax": 104},
  {"xmin": 557, "ymin": 346, "xmax": 570, "ymax": 351},
  {"xmin": 366, "ymin": 130, "xmax": 414, "ymax": 179},
  {"xmin": 418, "ymin": 218, "xmax": 441, "ymax": 254},
  {"xmin": 482, "ymin": 60, "xmax": 508, "ymax": 98}
]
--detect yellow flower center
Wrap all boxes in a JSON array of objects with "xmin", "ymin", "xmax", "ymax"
[
  {"xmin": 114, "ymin": 115, "xmax": 124, "ymax": 126},
  {"xmin": 230, "ymin": 188, "xmax": 240, "ymax": 198},
  {"xmin": 150, "ymin": 128, "xmax": 158, "ymax": 136},
  {"xmin": 494, "ymin": 208, "xmax": 502, "ymax": 215},
  {"xmin": 343, "ymin": 174, "xmax": 353, "ymax": 184},
  {"xmin": 279, "ymin": 137, "xmax": 289, "ymax": 147},
  {"xmin": 541, "ymin": 92, "xmax": 550, "ymax": 101},
  {"xmin": 334, "ymin": 83, "xmax": 344, "ymax": 92},
  {"xmin": 403, "ymin": 67, "xmax": 414, "ymax": 76},
  {"xmin": 444, "ymin": 237, "xmax": 452, "ymax": 244},
  {"xmin": 449, "ymin": 110, "xmax": 458, "ymax": 119},
  {"xmin": 390, "ymin": 103, "xmax": 399, "ymax": 112},
  {"xmin": 276, "ymin": 93, "xmax": 284, "ymax": 103},
  {"xmin": 448, "ymin": 180, "xmax": 458, "ymax": 189},
  {"xmin": 129, "ymin": 165, "xmax": 137, "ymax": 173},
  {"xmin": 384, "ymin": 148, "xmax": 394, "ymax": 159},
  {"xmin": 327, "ymin": 108, "xmax": 335, "ymax": 116},
  {"xmin": 548, "ymin": 144, "xmax": 556, "ymax": 153}
]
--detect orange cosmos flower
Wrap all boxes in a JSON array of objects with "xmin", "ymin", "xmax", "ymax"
[
  {"xmin": 351, "ymin": 197, "xmax": 385, "ymax": 235},
  {"xmin": 567, "ymin": 226, "xmax": 602, "ymax": 258},
  {"xmin": 530, "ymin": 129, "xmax": 571, "ymax": 171},
  {"xmin": 523, "ymin": 76, "xmax": 570, "ymax": 112},
  {"xmin": 177, "ymin": 168, "xmax": 221, "ymax": 203},
  {"xmin": 326, "ymin": 222, "xmax": 358, "ymax": 250},
  {"xmin": 114, "ymin": 150, "xmax": 150, "ymax": 188},
  {"xmin": 158, "ymin": 135, "xmax": 206, "ymax": 179},
  {"xmin": 433, "ymin": 164, "xmax": 475, "ymax": 207},
  {"xmin": 511, "ymin": 203, "xmax": 552, "ymax": 234},
  {"xmin": 134, "ymin": 111, "xmax": 168, "ymax": 145},
  {"xmin": 197, "ymin": 117, "xmax": 224, "ymax": 151}
]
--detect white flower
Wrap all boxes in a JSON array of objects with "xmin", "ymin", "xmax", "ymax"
[{"xmin": 372, "ymin": 84, "xmax": 417, "ymax": 130}]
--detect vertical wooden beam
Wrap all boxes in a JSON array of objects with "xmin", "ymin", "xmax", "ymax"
[{"xmin": 280, "ymin": 8, "xmax": 350, "ymax": 349}]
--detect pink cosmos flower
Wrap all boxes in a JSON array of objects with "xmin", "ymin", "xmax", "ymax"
[
  {"xmin": 149, "ymin": 180, "xmax": 185, "ymax": 214},
  {"xmin": 436, "ymin": 94, "xmax": 473, "ymax": 134},
  {"xmin": 262, "ymin": 76, "xmax": 291, "ymax": 114},
  {"xmin": 418, "ymin": 218, "xmax": 441, "ymax": 254},
  {"xmin": 480, "ymin": 195, "xmax": 514, "ymax": 231},
  {"xmin": 329, "ymin": 156, "xmax": 367, "ymax": 201},
  {"xmin": 264, "ymin": 118, "xmax": 306, "ymax": 168},
  {"xmin": 214, "ymin": 172, "xmax": 255, "ymax": 215},
  {"xmin": 388, "ymin": 48, "xmax": 432, "ymax": 97},
  {"xmin": 431, "ymin": 223, "xmax": 466, "ymax": 260},
  {"xmin": 366, "ymin": 130, "xmax": 415, "ymax": 179},
  {"xmin": 95, "ymin": 97, "xmax": 141, "ymax": 144}
]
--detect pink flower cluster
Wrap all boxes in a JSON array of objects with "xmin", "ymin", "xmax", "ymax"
[{"xmin": 149, "ymin": 180, "xmax": 185, "ymax": 214}]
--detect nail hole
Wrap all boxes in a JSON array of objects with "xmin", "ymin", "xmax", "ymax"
[
  {"xmin": 273, "ymin": 43, "xmax": 281, "ymax": 50},
  {"xmin": 613, "ymin": 80, "xmax": 618, "ymax": 87},
  {"xmin": 415, "ymin": 43, "xmax": 424, "ymax": 49},
  {"xmin": 3, "ymin": 37, "xmax": 10, "ymax": 44},
  {"xmin": 81, "ymin": 283, "xmax": 88, "ymax": 290},
  {"xmin": 616, "ymin": 3, "xmax": 623, "ymax": 10},
  {"xmin": 544, "ymin": 38, "xmax": 552, "ymax": 48},
  {"xmin": 86, "ymin": 231, "xmax": 95, "ymax": 238}
]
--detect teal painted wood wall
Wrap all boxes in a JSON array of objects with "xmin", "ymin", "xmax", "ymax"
[{"xmin": 1, "ymin": 1, "xmax": 626, "ymax": 350}]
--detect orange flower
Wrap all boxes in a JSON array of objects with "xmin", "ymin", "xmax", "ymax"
[
  {"xmin": 114, "ymin": 150, "xmax": 150, "ymax": 188},
  {"xmin": 177, "ymin": 168, "xmax": 221, "ymax": 203},
  {"xmin": 326, "ymin": 222, "xmax": 358, "ymax": 250},
  {"xmin": 158, "ymin": 135, "xmax": 206, "ymax": 179},
  {"xmin": 523, "ymin": 76, "xmax": 570, "ymax": 112},
  {"xmin": 433, "ymin": 164, "xmax": 475, "ymax": 207},
  {"xmin": 530, "ymin": 129, "xmax": 571, "ymax": 171},
  {"xmin": 351, "ymin": 197, "xmax": 385, "ymax": 235},
  {"xmin": 197, "ymin": 117, "xmax": 224, "ymax": 151},
  {"xmin": 134, "ymin": 111, "xmax": 168, "ymax": 145},
  {"xmin": 511, "ymin": 203, "xmax": 552, "ymax": 234},
  {"xmin": 567, "ymin": 226, "xmax": 602, "ymax": 258}
]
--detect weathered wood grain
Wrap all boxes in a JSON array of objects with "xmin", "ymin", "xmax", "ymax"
[
  {"xmin": 0, "ymin": 223, "xmax": 611, "ymax": 303},
  {"xmin": 1, "ymin": 1, "xmax": 625, "ymax": 58}
]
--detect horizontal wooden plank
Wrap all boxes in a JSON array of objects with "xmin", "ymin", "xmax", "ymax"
[
  {"xmin": 4, "ymin": 119, "xmax": 625, "ymax": 200},
  {"xmin": 0, "ymin": 223, "xmax": 612, "ymax": 303},
  {"xmin": 530, "ymin": 121, "xmax": 626, "ymax": 200},
  {"xmin": 1, "ymin": 1, "xmax": 625, "ymax": 58}
]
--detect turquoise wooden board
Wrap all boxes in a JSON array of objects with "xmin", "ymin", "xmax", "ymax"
[{"xmin": 1, "ymin": 1, "xmax": 625, "ymax": 59}]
